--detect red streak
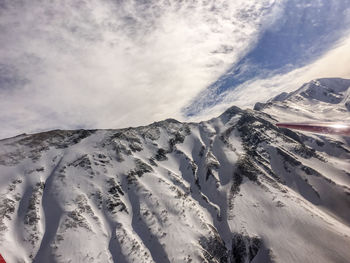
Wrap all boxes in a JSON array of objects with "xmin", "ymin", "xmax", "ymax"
[
  {"xmin": 0, "ymin": 254, "xmax": 6, "ymax": 263},
  {"xmin": 276, "ymin": 122, "xmax": 350, "ymax": 136}
]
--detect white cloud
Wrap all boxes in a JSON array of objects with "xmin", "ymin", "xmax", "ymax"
[{"xmin": 0, "ymin": 0, "xmax": 282, "ymax": 139}]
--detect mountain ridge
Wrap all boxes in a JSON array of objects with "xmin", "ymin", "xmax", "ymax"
[{"xmin": 1, "ymin": 78, "xmax": 350, "ymax": 263}]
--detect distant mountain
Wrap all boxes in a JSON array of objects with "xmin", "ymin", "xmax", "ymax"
[
  {"xmin": 0, "ymin": 78, "xmax": 350, "ymax": 263},
  {"xmin": 254, "ymin": 78, "xmax": 350, "ymax": 122}
]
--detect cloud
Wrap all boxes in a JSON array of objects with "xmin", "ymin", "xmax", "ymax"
[
  {"xmin": 183, "ymin": 0, "xmax": 350, "ymax": 116},
  {"xmin": 188, "ymin": 34, "xmax": 350, "ymax": 122},
  {"xmin": 0, "ymin": 0, "xmax": 280, "ymax": 139}
]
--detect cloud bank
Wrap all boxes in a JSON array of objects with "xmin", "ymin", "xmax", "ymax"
[
  {"xmin": 187, "ymin": 35, "xmax": 350, "ymax": 122},
  {"xmin": 0, "ymin": 0, "xmax": 282, "ymax": 138},
  {"xmin": 184, "ymin": 0, "xmax": 350, "ymax": 116},
  {"xmin": 0, "ymin": 0, "xmax": 349, "ymax": 139}
]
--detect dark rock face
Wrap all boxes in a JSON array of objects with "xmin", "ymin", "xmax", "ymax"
[
  {"xmin": 129, "ymin": 159, "xmax": 153, "ymax": 177},
  {"xmin": 199, "ymin": 232, "xmax": 266, "ymax": 263},
  {"xmin": 0, "ymin": 198, "xmax": 16, "ymax": 232},
  {"xmin": 253, "ymin": 102, "xmax": 266, "ymax": 111},
  {"xmin": 199, "ymin": 235, "xmax": 228, "ymax": 263},
  {"xmin": 219, "ymin": 106, "xmax": 242, "ymax": 123},
  {"xmin": 155, "ymin": 148, "xmax": 168, "ymax": 161},
  {"xmin": 106, "ymin": 179, "xmax": 127, "ymax": 214},
  {"xmin": 345, "ymin": 101, "xmax": 350, "ymax": 111},
  {"xmin": 230, "ymin": 234, "xmax": 262, "ymax": 263}
]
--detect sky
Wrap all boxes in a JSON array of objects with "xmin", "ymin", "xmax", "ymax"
[{"xmin": 1, "ymin": 0, "xmax": 350, "ymax": 139}]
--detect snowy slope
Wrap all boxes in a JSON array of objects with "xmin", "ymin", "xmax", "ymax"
[
  {"xmin": 1, "ymin": 79, "xmax": 350, "ymax": 263},
  {"xmin": 254, "ymin": 78, "xmax": 350, "ymax": 122}
]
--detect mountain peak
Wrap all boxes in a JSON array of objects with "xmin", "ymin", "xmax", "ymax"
[
  {"xmin": 0, "ymin": 79, "xmax": 350, "ymax": 263},
  {"xmin": 255, "ymin": 78, "xmax": 350, "ymax": 122}
]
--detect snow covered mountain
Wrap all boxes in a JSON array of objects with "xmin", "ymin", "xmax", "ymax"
[
  {"xmin": 255, "ymin": 78, "xmax": 350, "ymax": 122},
  {"xmin": 1, "ymin": 78, "xmax": 350, "ymax": 263}
]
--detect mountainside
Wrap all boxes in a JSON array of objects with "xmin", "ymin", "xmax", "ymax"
[
  {"xmin": 255, "ymin": 78, "xmax": 350, "ymax": 122},
  {"xmin": 1, "ymin": 78, "xmax": 350, "ymax": 263}
]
